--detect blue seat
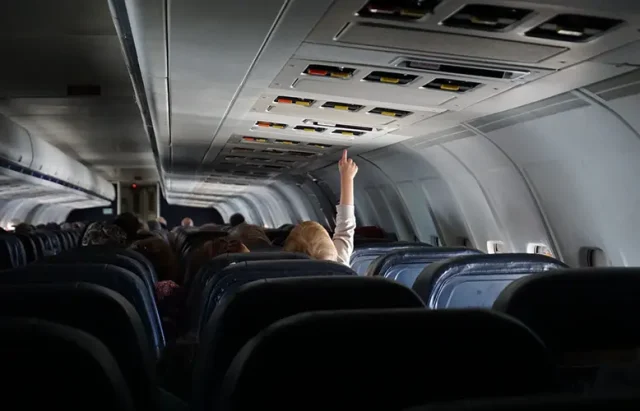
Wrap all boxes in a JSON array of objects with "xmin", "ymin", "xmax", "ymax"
[
  {"xmin": 0, "ymin": 283, "xmax": 155, "ymax": 410},
  {"xmin": 350, "ymin": 241, "xmax": 432, "ymax": 275},
  {"xmin": 54, "ymin": 247, "xmax": 156, "ymax": 292},
  {"xmin": 414, "ymin": 254, "xmax": 568, "ymax": 309},
  {"xmin": 198, "ymin": 259, "xmax": 355, "ymax": 334},
  {"xmin": 365, "ymin": 247, "xmax": 483, "ymax": 287},
  {"xmin": 0, "ymin": 317, "xmax": 134, "ymax": 411},
  {"xmin": 0, "ymin": 263, "xmax": 165, "ymax": 358},
  {"xmin": 193, "ymin": 276, "xmax": 424, "ymax": 411},
  {"xmin": 220, "ymin": 309, "xmax": 550, "ymax": 411},
  {"xmin": 188, "ymin": 252, "xmax": 310, "ymax": 329}
]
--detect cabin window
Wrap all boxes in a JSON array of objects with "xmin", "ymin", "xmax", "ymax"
[
  {"xmin": 430, "ymin": 235, "xmax": 441, "ymax": 247},
  {"xmin": 579, "ymin": 247, "xmax": 610, "ymax": 267},
  {"xmin": 487, "ymin": 240, "xmax": 504, "ymax": 254},
  {"xmin": 527, "ymin": 243, "xmax": 554, "ymax": 257},
  {"xmin": 462, "ymin": 238, "xmax": 473, "ymax": 248}
]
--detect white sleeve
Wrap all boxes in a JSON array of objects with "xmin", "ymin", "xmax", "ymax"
[{"xmin": 333, "ymin": 205, "xmax": 356, "ymax": 266}]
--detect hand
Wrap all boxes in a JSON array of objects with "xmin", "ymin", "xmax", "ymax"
[{"xmin": 338, "ymin": 150, "xmax": 358, "ymax": 181}]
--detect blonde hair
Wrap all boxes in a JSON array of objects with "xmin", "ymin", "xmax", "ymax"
[{"xmin": 283, "ymin": 221, "xmax": 338, "ymax": 261}]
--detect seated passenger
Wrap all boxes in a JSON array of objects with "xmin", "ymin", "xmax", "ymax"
[
  {"xmin": 81, "ymin": 221, "xmax": 128, "ymax": 247},
  {"xmin": 185, "ymin": 238, "xmax": 250, "ymax": 286},
  {"xmin": 229, "ymin": 223, "xmax": 271, "ymax": 249},
  {"xmin": 113, "ymin": 212, "xmax": 143, "ymax": 244},
  {"xmin": 181, "ymin": 217, "xmax": 194, "ymax": 227},
  {"xmin": 14, "ymin": 223, "xmax": 34, "ymax": 234},
  {"xmin": 157, "ymin": 216, "xmax": 168, "ymax": 230},
  {"xmin": 229, "ymin": 213, "xmax": 245, "ymax": 227},
  {"xmin": 130, "ymin": 237, "xmax": 180, "ymax": 283},
  {"xmin": 284, "ymin": 150, "xmax": 357, "ymax": 265}
]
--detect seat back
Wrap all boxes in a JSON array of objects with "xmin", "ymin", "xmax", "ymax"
[
  {"xmin": 0, "ymin": 234, "xmax": 26, "ymax": 269},
  {"xmin": 220, "ymin": 309, "xmax": 550, "ymax": 411},
  {"xmin": 0, "ymin": 317, "xmax": 134, "ymax": 411},
  {"xmin": 198, "ymin": 259, "xmax": 356, "ymax": 333},
  {"xmin": 350, "ymin": 242, "xmax": 432, "ymax": 275},
  {"xmin": 408, "ymin": 395, "xmax": 640, "ymax": 411},
  {"xmin": 0, "ymin": 263, "xmax": 164, "ymax": 357},
  {"xmin": 193, "ymin": 276, "xmax": 425, "ymax": 411},
  {"xmin": 187, "ymin": 252, "xmax": 310, "ymax": 328},
  {"xmin": 53, "ymin": 248, "xmax": 156, "ymax": 292},
  {"xmin": 15, "ymin": 233, "xmax": 38, "ymax": 262},
  {"xmin": 415, "ymin": 254, "xmax": 568, "ymax": 309},
  {"xmin": 493, "ymin": 268, "xmax": 640, "ymax": 391},
  {"xmin": 365, "ymin": 247, "xmax": 483, "ymax": 286},
  {"xmin": 0, "ymin": 283, "xmax": 155, "ymax": 410}
]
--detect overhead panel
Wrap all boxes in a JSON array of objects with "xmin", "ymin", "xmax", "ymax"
[
  {"xmin": 209, "ymin": 134, "xmax": 348, "ymax": 180},
  {"xmin": 251, "ymin": 93, "xmax": 442, "ymax": 128},
  {"xmin": 305, "ymin": 0, "xmax": 640, "ymax": 69},
  {"xmin": 269, "ymin": 58, "xmax": 533, "ymax": 111}
]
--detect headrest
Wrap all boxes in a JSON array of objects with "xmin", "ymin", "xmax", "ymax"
[
  {"xmin": 187, "ymin": 252, "xmax": 309, "ymax": 326},
  {"xmin": 493, "ymin": 268, "xmax": 640, "ymax": 354},
  {"xmin": 415, "ymin": 254, "xmax": 568, "ymax": 309},
  {"xmin": 220, "ymin": 309, "xmax": 550, "ymax": 411},
  {"xmin": 0, "ymin": 283, "xmax": 154, "ymax": 410},
  {"xmin": 406, "ymin": 395, "xmax": 640, "ymax": 411},
  {"xmin": 350, "ymin": 242, "xmax": 432, "ymax": 274},
  {"xmin": 2, "ymin": 263, "xmax": 164, "ymax": 357},
  {"xmin": 0, "ymin": 317, "xmax": 135, "ymax": 411},
  {"xmin": 365, "ymin": 247, "xmax": 483, "ymax": 287},
  {"xmin": 198, "ymin": 259, "xmax": 356, "ymax": 333},
  {"xmin": 47, "ymin": 251, "xmax": 154, "ymax": 293},
  {"xmin": 0, "ymin": 234, "xmax": 26, "ymax": 269},
  {"xmin": 193, "ymin": 276, "xmax": 424, "ymax": 411}
]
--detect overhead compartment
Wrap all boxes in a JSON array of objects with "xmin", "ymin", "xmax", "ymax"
[
  {"xmin": 304, "ymin": 0, "xmax": 640, "ymax": 69},
  {"xmin": 0, "ymin": 115, "xmax": 115, "ymax": 201}
]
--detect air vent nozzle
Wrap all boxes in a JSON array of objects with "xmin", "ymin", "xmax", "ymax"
[
  {"xmin": 363, "ymin": 71, "xmax": 418, "ymax": 85},
  {"xmin": 303, "ymin": 64, "xmax": 355, "ymax": 79},
  {"xmin": 369, "ymin": 107, "xmax": 413, "ymax": 118},
  {"xmin": 525, "ymin": 14, "xmax": 623, "ymax": 42},
  {"xmin": 442, "ymin": 5, "xmax": 533, "ymax": 32},
  {"xmin": 424, "ymin": 78, "xmax": 481, "ymax": 93},
  {"xmin": 395, "ymin": 58, "xmax": 529, "ymax": 80},
  {"xmin": 357, "ymin": 0, "xmax": 442, "ymax": 22}
]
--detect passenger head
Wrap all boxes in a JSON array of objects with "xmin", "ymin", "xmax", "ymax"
[
  {"xmin": 181, "ymin": 217, "xmax": 194, "ymax": 227},
  {"xmin": 45, "ymin": 222, "xmax": 60, "ymax": 230},
  {"xmin": 283, "ymin": 221, "xmax": 338, "ymax": 261},
  {"xmin": 229, "ymin": 223, "xmax": 271, "ymax": 249},
  {"xmin": 81, "ymin": 222, "xmax": 128, "ymax": 247},
  {"xmin": 130, "ymin": 237, "xmax": 180, "ymax": 283},
  {"xmin": 147, "ymin": 220, "xmax": 162, "ymax": 231},
  {"xmin": 14, "ymin": 223, "xmax": 34, "ymax": 234},
  {"xmin": 229, "ymin": 213, "xmax": 245, "ymax": 227},
  {"xmin": 186, "ymin": 237, "xmax": 249, "ymax": 284},
  {"xmin": 113, "ymin": 212, "xmax": 142, "ymax": 242}
]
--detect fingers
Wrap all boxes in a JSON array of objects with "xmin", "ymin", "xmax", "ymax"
[{"xmin": 342, "ymin": 149, "xmax": 348, "ymax": 162}]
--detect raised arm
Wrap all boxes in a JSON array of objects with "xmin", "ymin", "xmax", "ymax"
[{"xmin": 333, "ymin": 150, "xmax": 358, "ymax": 265}]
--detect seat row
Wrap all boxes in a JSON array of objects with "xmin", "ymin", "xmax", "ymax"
[
  {"xmin": 350, "ymin": 241, "xmax": 568, "ymax": 308},
  {"xmin": 0, "ymin": 228, "xmax": 81, "ymax": 268},
  {"xmin": 1, "ymin": 266, "xmax": 639, "ymax": 410}
]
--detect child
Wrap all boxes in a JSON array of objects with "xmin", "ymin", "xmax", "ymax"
[{"xmin": 284, "ymin": 150, "xmax": 358, "ymax": 265}]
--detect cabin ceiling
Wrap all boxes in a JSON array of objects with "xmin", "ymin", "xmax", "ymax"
[
  {"xmin": 0, "ymin": 0, "xmax": 157, "ymax": 183},
  {"xmin": 2, "ymin": 0, "xmax": 640, "ymax": 207}
]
